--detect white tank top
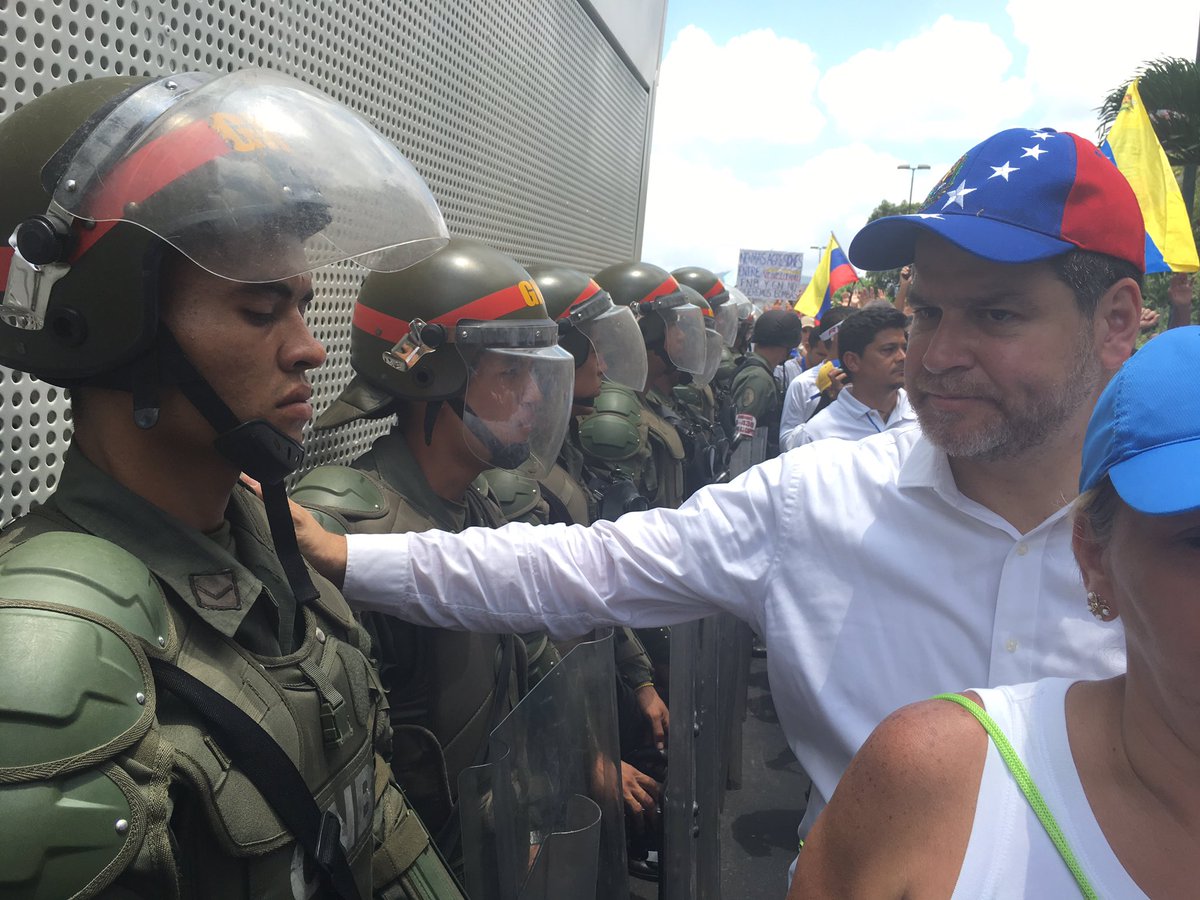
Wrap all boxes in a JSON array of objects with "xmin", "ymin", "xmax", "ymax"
[{"xmin": 951, "ymin": 678, "xmax": 1148, "ymax": 899}]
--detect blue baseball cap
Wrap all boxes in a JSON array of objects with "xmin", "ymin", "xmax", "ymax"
[
  {"xmin": 1079, "ymin": 326, "xmax": 1200, "ymax": 515},
  {"xmin": 849, "ymin": 128, "xmax": 1145, "ymax": 272}
]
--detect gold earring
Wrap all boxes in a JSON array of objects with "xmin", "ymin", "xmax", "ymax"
[{"xmin": 1087, "ymin": 591, "xmax": 1113, "ymax": 621}]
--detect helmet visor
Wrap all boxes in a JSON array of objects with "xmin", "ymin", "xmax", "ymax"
[
  {"xmin": 458, "ymin": 324, "xmax": 575, "ymax": 478},
  {"xmin": 662, "ymin": 303, "xmax": 706, "ymax": 375},
  {"xmin": 574, "ymin": 302, "xmax": 647, "ymax": 392},
  {"xmin": 713, "ymin": 302, "xmax": 738, "ymax": 347},
  {"xmin": 695, "ymin": 329, "xmax": 723, "ymax": 386},
  {"xmin": 51, "ymin": 70, "xmax": 448, "ymax": 282}
]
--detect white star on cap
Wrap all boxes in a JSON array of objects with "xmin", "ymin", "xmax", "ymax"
[
  {"xmin": 941, "ymin": 180, "xmax": 977, "ymax": 209},
  {"xmin": 1021, "ymin": 144, "xmax": 1047, "ymax": 160},
  {"xmin": 1030, "ymin": 130, "xmax": 1054, "ymax": 141},
  {"xmin": 989, "ymin": 161, "xmax": 1019, "ymax": 181},
  {"xmin": 913, "ymin": 213, "xmax": 945, "ymax": 219}
]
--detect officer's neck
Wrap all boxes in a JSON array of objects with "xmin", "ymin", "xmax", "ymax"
[
  {"xmin": 403, "ymin": 403, "xmax": 486, "ymax": 503},
  {"xmin": 754, "ymin": 345, "xmax": 791, "ymax": 368},
  {"xmin": 71, "ymin": 388, "xmax": 240, "ymax": 532}
]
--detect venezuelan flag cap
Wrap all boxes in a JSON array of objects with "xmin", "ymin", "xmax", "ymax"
[{"xmin": 849, "ymin": 128, "xmax": 1144, "ymax": 273}]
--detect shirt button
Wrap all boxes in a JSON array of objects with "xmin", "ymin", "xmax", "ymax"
[
  {"xmin": 1016, "ymin": 543, "xmax": 1029, "ymax": 556},
  {"xmin": 315, "ymin": 628, "xmax": 327, "ymax": 644},
  {"xmin": 1006, "ymin": 639, "xmax": 1019, "ymax": 652}
]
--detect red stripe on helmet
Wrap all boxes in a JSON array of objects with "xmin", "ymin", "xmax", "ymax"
[
  {"xmin": 70, "ymin": 118, "xmax": 238, "ymax": 261},
  {"xmin": 354, "ymin": 280, "xmax": 542, "ymax": 343},
  {"xmin": 704, "ymin": 279, "xmax": 725, "ymax": 300},
  {"xmin": 642, "ymin": 275, "xmax": 680, "ymax": 304},
  {"xmin": 561, "ymin": 279, "xmax": 602, "ymax": 319},
  {"xmin": 0, "ymin": 246, "xmax": 12, "ymax": 293}
]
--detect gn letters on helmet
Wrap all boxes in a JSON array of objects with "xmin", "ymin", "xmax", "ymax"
[{"xmin": 323, "ymin": 238, "xmax": 575, "ymax": 477}]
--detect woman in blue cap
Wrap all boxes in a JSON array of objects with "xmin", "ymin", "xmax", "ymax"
[{"xmin": 788, "ymin": 327, "xmax": 1200, "ymax": 899}]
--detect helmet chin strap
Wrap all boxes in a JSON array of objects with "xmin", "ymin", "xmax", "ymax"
[
  {"xmin": 146, "ymin": 328, "xmax": 320, "ymax": 646},
  {"xmin": 459, "ymin": 398, "xmax": 532, "ymax": 470}
]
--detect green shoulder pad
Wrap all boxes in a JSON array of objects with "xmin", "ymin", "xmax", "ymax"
[
  {"xmin": 0, "ymin": 603, "xmax": 152, "ymax": 773},
  {"xmin": 291, "ymin": 465, "xmax": 386, "ymax": 517},
  {"xmin": 579, "ymin": 408, "xmax": 645, "ymax": 463},
  {"xmin": 0, "ymin": 767, "xmax": 138, "ymax": 900},
  {"xmin": 479, "ymin": 469, "xmax": 542, "ymax": 522},
  {"xmin": 0, "ymin": 531, "xmax": 170, "ymax": 647},
  {"xmin": 592, "ymin": 382, "xmax": 644, "ymax": 422}
]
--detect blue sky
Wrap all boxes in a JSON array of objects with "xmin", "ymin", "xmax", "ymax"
[{"xmin": 642, "ymin": 1, "xmax": 1198, "ymax": 283}]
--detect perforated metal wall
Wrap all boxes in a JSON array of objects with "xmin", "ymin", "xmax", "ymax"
[{"xmin": 0, "ymin": 0, "xmax": 656, "ymax": 524}]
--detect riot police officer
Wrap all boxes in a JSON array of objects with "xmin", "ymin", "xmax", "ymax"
[
  {"xmin": 0, "ymin": 72, "xmax": 460, "ymax": 899},
  {"xmin": 730, "ymin": 308, "xmax": 805, "ymax": 457},
  {"xmin": 290, "ymin": 238, "xmax": 575, "ymax": 878}
]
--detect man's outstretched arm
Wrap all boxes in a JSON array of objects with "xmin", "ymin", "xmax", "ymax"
[{"xmin": 324, "ymin": 454, "xmax": 793, "ymax": 639}]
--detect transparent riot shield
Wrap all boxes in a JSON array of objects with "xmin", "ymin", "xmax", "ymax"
[
  {"xmin": 726, "ymin": 425, "xmax": 769, "ymax": 480},
  {"xmin": 662, "ymin": 616, "xmax": 723, "ymax": 900},
  {"xmin": 459, "ymin": 630, "xmax": 627, "ymax": 900}
]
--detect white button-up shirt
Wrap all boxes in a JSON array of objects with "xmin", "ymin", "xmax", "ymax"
[
  {"xmin": 344, "ymin": 428, "xmax": 1125, "ymax": 836},
  {"xmin": 786, "ymin": 387, "xmax": 918, "ymax": 449},
  {"xmin": 779, "ymin": 366, "xmax": 824, "ymax": 448}
]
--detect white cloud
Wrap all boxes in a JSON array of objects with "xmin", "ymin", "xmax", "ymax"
[
  {"xmin": 819, "ymin": 15, "xmax": 1033, "ymax": 142},
  {"xmin": 652, "ymin": 25, "xmax": 826, "ymax": 149},
  {"xmin": 1008, "ymin": 0, "xmax": 1199, "ymax": 141},
  {"xmin": 641, "ymin": 142, "xmax": 921, "ymax": 279}
]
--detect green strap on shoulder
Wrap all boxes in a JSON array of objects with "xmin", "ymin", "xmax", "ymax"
[{"xmin": 933, "ymin": 693, "xmax": 1098, "ymax": 900}]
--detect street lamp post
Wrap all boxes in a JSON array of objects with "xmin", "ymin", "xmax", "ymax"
[{"xmin": 897, "ymin": 163, "xmax": 931, "ymax": 206}]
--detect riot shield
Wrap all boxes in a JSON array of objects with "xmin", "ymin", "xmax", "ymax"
[
  {"xmin": 726, "ymin": 424, "xmax": 768, "ymax": 480},
  {"xmin": 661, "ymin": 616, "xmax": 723, "ymax": 900},
  {"xmin": 458, "ymin": 630, "xmax": 627, "ymax": 900}
]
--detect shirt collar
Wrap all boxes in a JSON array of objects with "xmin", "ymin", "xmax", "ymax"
[
  {"xmin": 896, "ymin": 433, "xmax": 1073, "ymax": 538},
  {"xmin": 50, "ymin": 445, "xmax": 268, "ymax": 638}
]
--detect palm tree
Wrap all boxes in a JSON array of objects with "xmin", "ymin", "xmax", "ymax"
[{"xmin": 1097, "ymin": 57, "xmax": 1200, "ymax": 216}]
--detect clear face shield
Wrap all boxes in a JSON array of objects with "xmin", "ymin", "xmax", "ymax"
[
  {"xmin": 660, "ymin": 303, "xmax": 707, "ymax": 375},
  {"xmin": 695, "ymin": 328, "xmax": 724, "ymax": 386},
  {"xmin": 457, "ymin": 321, "xmax": 575, "ymax": 477},
  {"xmin": 8, "ymin": 70, "xmax": 449, "ymax": 329},
  {"xmin": 563, "ymin": 292, "xmax": 648, "ymax": 392},
  {"xmin": 713, "ymin": 301, "xmax": 739, "ymax": 347}
]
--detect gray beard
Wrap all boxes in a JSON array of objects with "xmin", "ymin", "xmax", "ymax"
[{"xmin": 911, "ymin": 333, "xmax": 1102, "ymax": 462}]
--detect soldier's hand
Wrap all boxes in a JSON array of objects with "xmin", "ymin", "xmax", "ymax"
[
  {"xmin": 635, "ymin": 683, "xmax": 670, "ymax": 750},
  {"xmin": 621, "ymin": 761, "xmax": 661, "ymax": 829},
  {"xmin": 240, "ymin": 474, "xmax": 349, "ymax": 587}
]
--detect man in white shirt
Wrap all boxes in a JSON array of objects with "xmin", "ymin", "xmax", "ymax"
[
  {"xmin": 294, "ymin": 127, "xmax": 1146, "ymax": 841},
  {"xmin": 777, "ymin": 305, "xmax": 856, "ymax": 447},
  {"xmin": 787, "ymin": 305, "xmax": 918, "ymax": 448},
  {"xmin": 776, "ymin": 315, "xmax": 816, "ymax": 385}
]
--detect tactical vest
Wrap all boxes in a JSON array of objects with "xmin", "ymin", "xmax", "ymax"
[
  {"xmin": 291, "ymin": 463, "xmax": 525, "ymax": 847},
  {"xmin": 0, "ymin": 501, "xmax": 458, "ymax": 900},
  {"xmin": 640, "ymin": 391, "xmax": 687, "ymax": 510}
]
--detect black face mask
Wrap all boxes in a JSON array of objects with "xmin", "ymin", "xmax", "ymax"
[{"xmin": 462, "ymin": 400, "xmax": 532, "ymax": 470}]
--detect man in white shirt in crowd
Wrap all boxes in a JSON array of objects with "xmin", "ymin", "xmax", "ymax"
[
  {"xmin": 786, "ymin": 305, "xmax": 917, "ymax": 448},
  {"xmin": 777, "ymin": 305, "xmax": 857, "ymax": 448},
  {"xmin": 777, "ymin": 315, "xmax": 816, "ymax": 386},
  {"xmin": 292, "ymin": 127, "xmax": 1145, "ymax": 842}
]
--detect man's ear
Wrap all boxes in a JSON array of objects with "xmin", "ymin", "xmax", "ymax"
[
  {"xmin": 841, "ymin": 350, "xmax": 862, "ymax": 375},
  {"xmin": 1093, "ymin": 277, "xmax": 1141, "ymax": 373}
]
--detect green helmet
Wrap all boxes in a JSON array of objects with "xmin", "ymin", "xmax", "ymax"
[
  {"xmin": 0, "ymin": 71, "xmax": 447, "ymax": 485},
  {"xmin": 594, "ymin": 261, "xmax": 706, "ymax": 376},
  {"xmin": 321, "ymin": 238, "xmax": 575, "ymax": 474},
  {"xmin": 677, "ymin": 285, "xmax": 722, "ymax": 387},
  {"xmin": 525, "ymin": 263, "xmax": 647, "ymax": 392},
  {"xmin": 672, "ymin": 266, "xmax": 737, "ymax": 347}
]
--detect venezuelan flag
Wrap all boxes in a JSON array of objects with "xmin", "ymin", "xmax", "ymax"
[
  {"xmin": 795, "ymin": 234, "xmax": 858, "ymax": 320},
  {"xmin": 1100, "ymin": 80, "xmax": 1198, "ymax": 273}
]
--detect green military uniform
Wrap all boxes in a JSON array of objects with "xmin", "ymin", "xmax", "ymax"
[
  {"xmin": 0, "ymin": 445, "xmax": 458, "ymax": 899},
  {"xmin": 292, "ymin": 432, "xmax": 526, "ymax": 871},
  {"xmin": 730, "ymin": 350, "xmax": 785, "ymax": 455}
]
